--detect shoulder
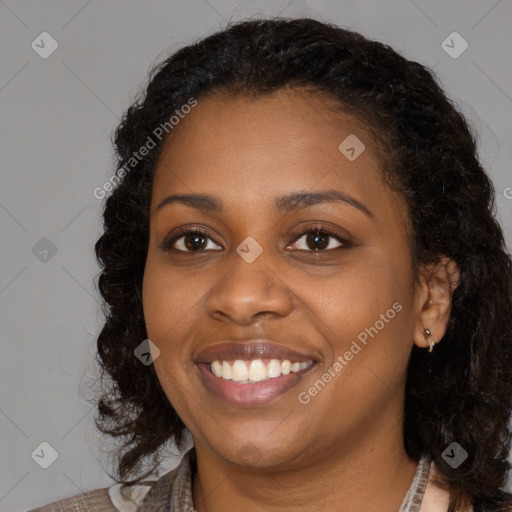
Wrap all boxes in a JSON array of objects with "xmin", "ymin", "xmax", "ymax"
[
  {"xmin": 27, "ymin": 487, "xmax": 116, "ymax": 512},
  {"xmin": 27, "ymin": 457, "xmax": 187, "ymax": 512},
  {"xmin": 27, "ymin": 449, "xmax": 193, "ymax": 512},
  {"xmin": 27, "ymin": 480, "xmax": 155, "ymax": 512}
]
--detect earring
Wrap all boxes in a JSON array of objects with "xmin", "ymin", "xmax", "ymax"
[{"xmin": 424, "ymin": 328, "xmax": 434, "ymax": 352}]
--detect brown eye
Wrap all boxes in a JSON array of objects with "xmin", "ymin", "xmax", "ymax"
[
  {"xmin": 183, "ymin": 233, "xmax": 208, "ymax": 251},
  {"xmin": 162, "ymin": 229, "xmax": 222, "ymax": 252},
  {"xmin": 305, "ymin": 231, "xmax": 330, "ymax": 250},
  {"xmin": 290, "ymin": 228, "xmax": 347, "ymax": 251}
]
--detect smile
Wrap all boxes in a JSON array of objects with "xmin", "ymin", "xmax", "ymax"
[
  {"xmin": 194, "ymin": 339, "xmax": 319, "ymax": 406},
  {"xmin": 209, "ymin": 358, "xmax": 314, "ymax": 383}
]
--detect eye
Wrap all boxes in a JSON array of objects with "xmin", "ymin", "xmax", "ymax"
[
  {"xmin": 160, "ymin": 228, "xmax": 222, "ymax": 252},
  {"xmin": 160, "ymin": 225, "xmax": 351, "ymax": 253},
  {"xmin": 288, "ymin": 227, "xmax": 349, "ymax": 251}
]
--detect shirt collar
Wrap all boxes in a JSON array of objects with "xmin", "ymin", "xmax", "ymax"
[{"xmin": 137, "ymin": 448, "xmax": 195, "ymax": 512}]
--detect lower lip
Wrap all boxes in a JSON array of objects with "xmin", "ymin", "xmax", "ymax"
[{"xmin": 197, "ymin": 363, "xmax": 315, "ymax": 407}]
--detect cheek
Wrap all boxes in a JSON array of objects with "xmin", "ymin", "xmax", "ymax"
[
  {"xmin": 141, "ymin": 263, "xmax": 200, "ymax": 410},
  {"xmin": 307, "ymin": 249, "xmax": 417, "ymax": 413},
  {"xmin": 307, "ymin": 265, "xmax": 414, "ymax": 423},
  {"xmin": 142, "ymin": 253, "xmax": 210, "ymax": 343},
  {"xmin": 142, "ymin": 258, "xmax": 202, "ymax": 418},
  {"xmin": 315, "ymin": 251, "xmax": 413, "ymax": 339}
]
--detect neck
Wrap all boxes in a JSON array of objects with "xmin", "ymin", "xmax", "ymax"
[{"xmin": 192, "ymin": 415, "xmax": 419, "ymax": 512}]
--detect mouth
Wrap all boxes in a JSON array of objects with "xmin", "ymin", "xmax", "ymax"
[{"xmin": 194, "ymin": 340, "xmax": 318, "ymax": 406}]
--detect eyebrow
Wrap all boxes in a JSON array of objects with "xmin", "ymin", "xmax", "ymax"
[{"xmin": 155, "ymin": 189, "xmax": 373, "ymax": 218}]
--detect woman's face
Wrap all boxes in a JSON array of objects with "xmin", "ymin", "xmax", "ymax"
[{"xmin": 143, "ymin": 88, "xmax": 425, "ymax": 468}]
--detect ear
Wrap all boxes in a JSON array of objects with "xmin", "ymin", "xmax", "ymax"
[{"xmin": 413, "ymin": 256, "xmax": 460, "ymax": 350}]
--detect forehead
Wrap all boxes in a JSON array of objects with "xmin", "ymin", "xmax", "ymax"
[{"xmin": 151, "ymin": 88, "xmax": 391, "ymax": 214}]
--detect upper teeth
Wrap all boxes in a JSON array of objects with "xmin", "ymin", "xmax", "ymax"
[{"xmin": 210, "ymin": 359, "xmax": 312, "ymax": 383}]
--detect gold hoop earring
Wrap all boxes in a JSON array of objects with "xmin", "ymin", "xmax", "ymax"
[{"xmin": 425, "ymin": 328, "xmax": 434, "ymax": 352}]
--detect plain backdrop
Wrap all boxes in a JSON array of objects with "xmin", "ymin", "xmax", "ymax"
[{"xmin": 1, "ymin": 1, "xmax": 511, "ymax": 510}]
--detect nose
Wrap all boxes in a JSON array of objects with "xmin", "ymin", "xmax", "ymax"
[{"xmin": 205, "ymin": 248, "xmax": 293, "ymax": 325}]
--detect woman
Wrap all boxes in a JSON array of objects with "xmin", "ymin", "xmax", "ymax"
[{"xmin": 31, "ymin": 17, "xmax": 512, "ymax": 512}]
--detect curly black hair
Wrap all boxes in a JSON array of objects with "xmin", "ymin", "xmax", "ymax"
[{"xmin": 94, "ymin": 17, "xmax": 512, "ymax": 511}]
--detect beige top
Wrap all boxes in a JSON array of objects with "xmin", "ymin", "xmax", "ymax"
[{"xmin": 28, "ymin": 449, "xmax": 468, "ymax": 512}]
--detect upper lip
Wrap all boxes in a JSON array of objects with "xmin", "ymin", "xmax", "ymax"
[{"xmin": 194, "ymin": 339, "xmax": 319, "ymax": 364}]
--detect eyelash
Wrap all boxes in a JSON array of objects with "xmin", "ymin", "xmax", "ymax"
[{"xmin": 159, "ymin": 225, "xmax": 351, "ymax": 253}]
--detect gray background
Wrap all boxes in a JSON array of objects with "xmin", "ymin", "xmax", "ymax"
[{"xmin": 1, "ymin": 1, "xmax": 511, "ymax": 510}]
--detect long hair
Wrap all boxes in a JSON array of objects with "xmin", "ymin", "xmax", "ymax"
[{"xmin": 94, "ymin": 18, "xmax": 512, "ymax": 511}]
